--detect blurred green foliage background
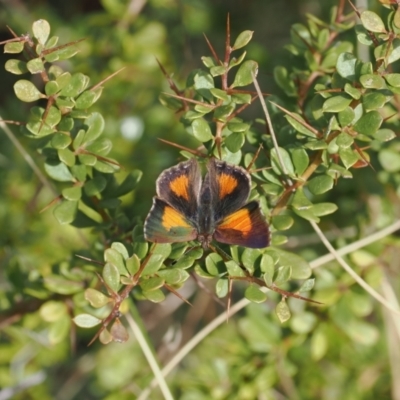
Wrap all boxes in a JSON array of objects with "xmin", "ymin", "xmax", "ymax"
[{"xmin": 1, "ymin": 1, "xmax": 399, "ymax": 399}]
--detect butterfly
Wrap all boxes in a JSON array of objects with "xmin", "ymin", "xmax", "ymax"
[{"xmin": 144, "ymin": 158, "xmax": 270, "ymax": 249}]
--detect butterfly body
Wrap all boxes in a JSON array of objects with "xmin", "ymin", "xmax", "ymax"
[{"xmin": 144, "ymin": 158, "xmax": 270, "ymax": 249}]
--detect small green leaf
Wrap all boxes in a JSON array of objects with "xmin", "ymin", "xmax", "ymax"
[
  {"xmin": 307, "ymin": 175, "xmax": 334, "ymax": 195},
  {"xmin": 229, "ymin": 51, "xmax": 247, "ymax": 68},
  {"xmin": 245, "ymin": 285, "xmax": 267, "ymax": 303},
  {"xmin": 227, "ymin": 121, "xmax": 250, "ymax": 133},
  {"xmin": 290, "ymin": 148, "xmax": 309, "ymax": 175},
  {"xmin": 323, "ymin": 95, "xmax": 352, "ymax": 112},
  {"xmin": 59, "ymin": 72, "xmax": 89, "ymax": 97},
  {"xmin": 374, "ymin": 129, "xmax": 396, "ymax": 142},
  {"xmin": 268, "ymin": 248, "xmax": 311, "ymax": 279},
  {"xmin": 260, "ymin": 254, "xmax": 275, "ymax": 286},
  {"xmin": 232, "ymin": 30, "xmax": 254, "ymax": 50},
  {"xmin": 109, "ymin": 171, "xmax": 142, "ymax": 198},
  {"xmin": 286, "ymin": 115, "xmax": 317, "ymax": 137},
  {"xmin": 62, "ymin": 186, "xmax": 82, "ymax": 201},
  {"xmin": 271, "ymin": 147, "xmax": 295, "ymax": 176},
  {"xmin": 27, "ymin": 58, "xmax": 45, "ymax": 74},
  {"xmin": 78, "ymin": 154, "xmax": 97, "ymax": 166},
  {"xmin": 51, "ymin": 133, "xmax": 72, "ymax": 149},
  {"xmin": 271, "ymin": 215, "xmax": 294, "ymax": 231},
  {"xmin": 291, "ymin": 187, "xmax": 313, "ymax": 210},
  {"xmin": 111, "ymin": 242, "xmax": 129, "ymax": 260},
  {"xmin": 191, "ymin": 118, "xmax": 213, "ymax": 142},
  {"xmin": 225, "ymin": 132, "xmax": 245, "ymax": 152},
  {"xmin": 338, "ymin": 107, "xmax": 355, "ymax": 127},
  {"xmin": 53, "ymin": 200, "xmax": 78, "ymax": 224},
  {"xmin": 58, "ymin": 148, "xmax": 75, "ymax": 167},
  {"xmin": 274, "ymin": 265, "xmax": 292, "ymax": 285},
  {"xmin": 32, "ymin": 19, "xmax": 51, "ymax": 45},
  {"xmin": 132, "ymin": 234, "xmax": 148, "ymax": 260},
  {"xmin": 385, "ymin": 73, "xmax": 400, "ymax": 87},
  {"xmin": 271, "ymin": 234, "xmax": 287, "ymax": 246},
  {"xmin": 294, "ymin": 207, "xmax": 320, "ymax": 222},
  {"xmin": 360, "ymin": 10, "xmax": 386, "ymax": 33},
  {"xmin": 71, "ymin": 164, "xmax": 87, "ymax": 182},
  {"xmin": 261, "ymin": 183, "xmax": 283, "ymax": 196},
  {"xmin": 45, "ymin": 161, "xmax": 75, "ymax": 182},
  {"xmin": 344, "ymin": 83, "xmax": 361, "ymax": 100},
  {"xmin": 84, "ymin": 176, "xmax": 107, "ymax": 196},
  {"xmin": 201, "ymin": 56, "xmax": 215, "ymax": 68},
  {"xmin": 274, "ymin": 66, "xmax": 296, "ymax": 96},
  {"xmin": 336, "ymin": 53, "xmax": 357, "ymax": 81},
  {"xmin": 73, "ymin": 313, "xmax": 102, "ymax": 328},
  {"xmin": 210, "ymin": 66, "xmax": 226, "ymax": 77},
  {"xmin": 104, "ymin": 248, "xmax": 127, "ymax": 276},
  {"xmin": 5, "ymin": 59, "xmax": 28, "ymax": 75},
  {"xmin": 231, "ymin": 93, "xmax": 252, "ymax": 104},
  {"xmin": 241, "ymin": 248, "xmax": 262, "ymax": 274},
  {"xmin": 85, "ymin": 288, "xmax": 110, "ymax": 308},
  {"xmin": 231, "ymin": 60, "xmax": 258, "ymax": 88},
  {"xmin": 299, "ymin": 278, "xmax": 315, "ymax": 292},
  {"xmin": 353, "ymin": 111, "xmax": 383, "ymax": 136},
  {"xmin": 125, "ymin": 254, "xmax": 140, "ymax": 276},
  {"xmin": 103, "ymin": 262, "xmax": 120, "ymax": 293},
  {"xmin": 142, "ymin": 254, "xmax": 165, "ymax": 276},
  {"xmin": 158, "ymin": 269, "xmax": 189, "ymax": 285},
  {"xmin": 214, "ymin": 103, "xmax": 236, "ymax": 121},
  {"xmin": 337, "ymin": 132, "xmax": 354, "ymax": 148},
  {"xmin": 14, "ymin": 80, "xmax": 44, "ymax": 102},
  {"xmin": 140, "ymin": 276, "xmax": 165, "ymax": 292},
  {"xmin": 75, "ymin": 88, "xmax": 103, "ymax": 109},
  {"xmin": 205, "ymin": 253, "xmax": 225, "ymax": 276},
  {"xmin": 362, "ymin": 92, "xmax": 387, "ymax": 110},
  {"xmin": 276, "ymin": 299, "xmax": 291, "ymax": 323},
  {"xmin": 311, "ymin": 202, "xmax": 338, "ymax": 216},
  {"xmin": 359, "ymin": 74, "xmax": 385, "ymax": 89},
  {"xmin": 4, "ymin": 42, "xmax": 24, "ymax": 54},
  {"xmin": 225, "ymin": 260, "xmax": 246, "ymax": 278},
  {"xmin": 215, "ymin": 279, "xmax": 229, "ymax": 298},
  {"xmin": 86, "ymin": 139, "xmax": 112, "ymax": 156},
  {"xmin": 84, "ymin": 112, "xmax": 105, "ymax": 143},
  {"xmin": 210, "ymin": 88, "xmax": 230, "ymax": 102},
  {"xmin": 143, "ymin": 289, "xmax": 165, "ymax": 303},
  {"xmin": 339, "ymin": 147, "xmax": 359, "ymax": 169}
]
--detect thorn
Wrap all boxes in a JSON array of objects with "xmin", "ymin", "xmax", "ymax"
[
  {"xmin": 75, "ymin": 254, "xmax": 105, "ymax": 266},
  {"xmin": 164, "ymin": 284, "xmax": 192, "ymax": 306},
  {"xmin": 158, "ymin": 138, "xmax": 207, "ymax": 157},
  {"xmin": 39, "ymin": 195, "xmax": 62, "ymax": 213},
  {"xmin": 91, "ymin": 67, "xmax": 126, "ymax": 92}
]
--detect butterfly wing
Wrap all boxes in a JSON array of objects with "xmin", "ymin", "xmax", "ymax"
[
  {"xmin": 144, "ymin": 197, "xmax": 198, "ymax": 243},
  {"xmin": 156, "ymin": 158, "xmax": 201, "ymax": 220},
  {"xmin": 204, "ymin": 158, "xmax": 251, "ymax": 222},
  {"xmin": 214, "ymin": 201, "xmax": 270, "ymax": 248}
]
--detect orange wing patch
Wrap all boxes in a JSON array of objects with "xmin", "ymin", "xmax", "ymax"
[
  {"xmin": 218, "ymin": 173, "xmax": 238, "ymax": 199},
  {"xmin": 217, "ymin": 208, "xmax": 252, "ymax": 234},
  {"xmin": 170, "ymin": 175, "xmax": 190, "ymax": 200},
  {"xmin": 162, "ymin": 206, "xmax": 191, "ymax": 231}
]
